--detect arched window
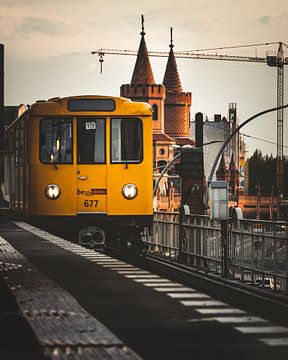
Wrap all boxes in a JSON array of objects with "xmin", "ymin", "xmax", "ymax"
[{"xmin": 152, "ymin": 104, "xmax": 158, "ymax": 121}]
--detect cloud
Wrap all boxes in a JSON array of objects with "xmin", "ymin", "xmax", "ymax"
[
  {"xmin": 143, "ymin": 5, "xmax": 217, "ymax": 35},
  {"xmin": 0, "ymin": 0, "xmax": 50, "ymax": 6},
  {"xmin": 0, "ymin": 15, "xmax": 81, "ymax": 39},
  {"xmin": 275, "ymin": 12, "xmax": 288, "ymax": 24},
  {"xmin": 259, "ymin": 16, "xmax": 270, "ymax": 25},
  {"xmin": 259, "ymin": 12, "xmax": 288, "ymax": 26},
  {"xmin": 19, "ymin": 17, "xmax": 81, "ymax": 36},
  {"xmin": 0, "ymin": 16, "xmax": 19, "ymax": 40},
  {"xmin": 0, "ymin": 0, "xmax": 82, "ymax": 7}
]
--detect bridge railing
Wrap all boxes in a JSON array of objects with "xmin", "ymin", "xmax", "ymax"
[
  {"xmin": 151, "ymin": 212, "xmax": 180, "ymax": 260},
  {"xmin": 229, "ymin": 219, "xmax": 288, "ymax": 292},
  {"xmin": 147, "ymin": 212, "xmax": 288, "ymax": 294}
]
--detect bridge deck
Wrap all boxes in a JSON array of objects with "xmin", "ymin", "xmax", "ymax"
[{"xmin": 1, "ymin": 221, "xmax": 288, "ymax": 360}]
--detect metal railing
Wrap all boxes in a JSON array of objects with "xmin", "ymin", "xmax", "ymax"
[{"xmin": 147, "ymin": 212, "xmax": 288, "ymax": 294}]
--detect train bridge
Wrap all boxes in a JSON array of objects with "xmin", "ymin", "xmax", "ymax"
[{"xmin": 0, "ymin": 215, "xmax": 288, "ymax": 360}]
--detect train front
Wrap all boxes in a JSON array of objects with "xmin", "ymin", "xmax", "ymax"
[{"xmin": 28, "ymin": 96, "xmax": 153, "ymax": 254}]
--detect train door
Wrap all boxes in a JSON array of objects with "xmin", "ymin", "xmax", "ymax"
[{"xmin": 76, "ymin": 117, "xmax": 107, "ymax": 214}]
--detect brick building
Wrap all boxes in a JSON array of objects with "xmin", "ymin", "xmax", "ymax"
[
  {"xmin": 120, "ymin": 17, "xmax": 244, "ymax": 214},
  {"xmin": 120, "ymin": 19, "xmax": 194, "ymax": 211}
]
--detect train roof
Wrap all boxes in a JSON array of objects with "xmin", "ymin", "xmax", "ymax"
[
  {"xmin": 29, "ymin": 95, "xmax": 152, "ymax": 116},
  {"xmin": 7, "ymin": 95, "xmax": 152, "ymax": 128}
]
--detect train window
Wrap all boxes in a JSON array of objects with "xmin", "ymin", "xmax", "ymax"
[
  {"xmin": 68, "ymin": 99, "xmax": 115, "ymax": 112},
  {"xmin": 40, "ymin": 117, "xmax": 73, "ymax": 164},
  {"xmin": 77, "ymin": 118, "xmax": 105, "ymax": 164},
  {"xmin": 111, "ymin": 118, "xmax": 143, "ymax": 163}
]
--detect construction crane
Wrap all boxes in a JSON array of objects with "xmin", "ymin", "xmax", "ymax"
[{"xmin": 91, "ymin": 41, "xmax": 288, "ymax": 198}]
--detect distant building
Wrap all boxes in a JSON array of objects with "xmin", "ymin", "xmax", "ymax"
[
  {"xmin": 191, "ymin": 104, "xmax": 241, "ymax": 200},
  {"xmin": 191, "ymin": 114, "xmax": 230, "ymax": 180},
  {"xmin": 4, "ymin": 106, "xmax": 18, "ymax": 127}
]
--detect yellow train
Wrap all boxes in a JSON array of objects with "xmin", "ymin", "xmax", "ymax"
[{"xmin": 3, "ymin": 95, "xmax": 153, "ymax": 254}]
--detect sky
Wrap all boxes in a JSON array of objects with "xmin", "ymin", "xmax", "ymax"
[{"xmin": 1, "ymin": 0, "xmax": 288, "ymax": 157}]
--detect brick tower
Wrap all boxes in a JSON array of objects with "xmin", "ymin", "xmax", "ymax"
[
  {"xmin": 120, "ymin": 15, "xmax": 167, "ymax": 136},
  {"xmin": 120, "ymin": 16, "xmax": 175, "ymax": 208},
  {"xmin": 163, "ymin": 28, "xmax": 193, "ymax": 145}
]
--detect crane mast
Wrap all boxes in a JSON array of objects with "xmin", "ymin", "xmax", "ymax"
[
  {"xmin": 92, "ymin": 42, "xmax": 287, "ymax": 199},
  {"xmin": 277, "ymin": 43, "xmax": 284, "ymax": 198}
]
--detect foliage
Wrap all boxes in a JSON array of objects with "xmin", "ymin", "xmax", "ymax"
[{"xmin": 248, "ymin": 149, "xmax": 288, "ymax": 196}]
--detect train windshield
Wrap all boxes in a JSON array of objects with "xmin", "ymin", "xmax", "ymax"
[
  {"xmin": 111, "ymin": 118, "xmax": 143, "ymax": 163},
  {"xmin": 77, "ymin": 118, "xmax": 105, "ymax": 164},
  {"xmin": 40, "ymin": 117, "xmax": 73, "ymax": 164}
]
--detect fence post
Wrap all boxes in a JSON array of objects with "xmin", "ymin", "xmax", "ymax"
[
  {"xmin": 229, "ymin": 220, "xmax": 235, "ymax": 279},
  {"xmin": 240, "ymin": 220, "xmax": 245, "ymax": 282},
  {"xmin": 250, "ymin": 221, "xmax": 255, "ymax": 283},
  {"xmin": 286, "ymin": 228, "xmax": 288, "ymax": 295},
  {"xmin": 273, "ymin": 223, "xmax": 277, "ymax": 291},
  {"xmin": 221, "ymin": 219, "xmax": 229, "ymax": 277},
  {"xmin": 178, "ymin": 206, "xmax": 184, "ymax": 263},
  {"xmin": 261, "ymin": 223, "xmax": 265, "ymax": 279}
]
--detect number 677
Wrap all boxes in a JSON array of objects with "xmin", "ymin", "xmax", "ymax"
[{"xmin": 84, "ymin": 200, "xmax": 98, "ymax": 207}]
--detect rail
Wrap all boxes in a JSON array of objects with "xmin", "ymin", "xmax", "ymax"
[{"xmin": 147, "ymin": 212, "xmax": 288, "ymax": 295}]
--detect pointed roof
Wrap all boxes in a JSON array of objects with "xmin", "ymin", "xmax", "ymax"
[
  {"xmin": 163, "ymin": 28, "xmax": 183, "ymax": 93},
  {"xmin": 131, "ymin": 15, "xmax": 155, "ymax": 85},
  {"xmin": 216, "ymin": 153, "xmax": 229, "ymax": 180},
  {"xmin": 229, "ymin": 154, "xmax": 236, "ymax": 171},
  {"xmin": 218, "ymin": 153, "xmax": 227, "ymax": 171}
]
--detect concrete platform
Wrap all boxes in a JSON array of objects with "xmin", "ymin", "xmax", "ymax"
[{"xmin": 1, "ymin": 221, "xmax": 288, "ymax": 360}]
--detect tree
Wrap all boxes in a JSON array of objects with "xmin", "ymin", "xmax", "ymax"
[{"xmin": 248, "ymin": 150, "xmax": 287, "ymax": 196}]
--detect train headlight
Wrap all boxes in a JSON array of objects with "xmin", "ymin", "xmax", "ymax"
[
  {"xmin": 45, "ymin": 184, "xmax": 61, "ymax": 200},
  {"xmin": 122, "ymin": 183, "xmax": 138, "ymax": 200}
]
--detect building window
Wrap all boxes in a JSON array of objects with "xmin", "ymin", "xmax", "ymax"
[
  {"xmin": 159, "ymin": 148, "xmax": 165, "ymax": 155},
  {"xmin": 152, "ymin": 104, "xmax": 158, "ymax": 121}
]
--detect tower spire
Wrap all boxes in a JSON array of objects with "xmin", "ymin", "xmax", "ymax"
[
  {"xmin": 163, "ymin": 27, "xmax": 192, "ymax": 138},
  {"xmin": 163, "ymin": 28, "xmax": 182, "ymax": 92},
  {"xmin": 170, "ymin": 27, "xmax": 174, "ymax": 49},
  {"xmin": 141, "ymin": 14, "xmax": 145, "ymax": 36},
  {"xmin": 130, "ymin": 15, "xmax": 155, "ymax": 85}
]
